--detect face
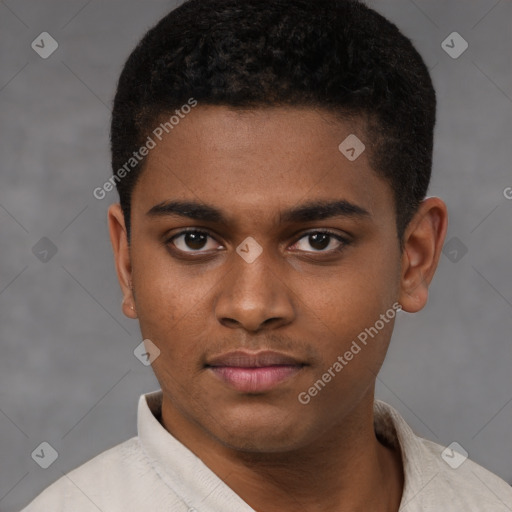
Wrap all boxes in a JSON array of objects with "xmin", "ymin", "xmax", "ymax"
[{"xmin": 109, "ymin": 106, "xmax": 443, "ymax": 453}]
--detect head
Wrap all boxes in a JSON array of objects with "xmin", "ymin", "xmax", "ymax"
[{"xmin": 108, "ymin": 0, "xmax": 447, "ymax": 452}]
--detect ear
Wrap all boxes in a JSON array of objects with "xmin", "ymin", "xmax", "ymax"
[
  {"xmin": 108, "ymin": 203, "xmax": 138, "ymax": 319},
  {"xmin": 398, "ymin": 197, "xmax": 448, "ymax": 313}
]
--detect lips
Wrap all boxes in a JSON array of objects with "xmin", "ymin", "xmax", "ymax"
[{"xmin": 206, "ymin": 350, "xmax": 305, "ymax": 393}]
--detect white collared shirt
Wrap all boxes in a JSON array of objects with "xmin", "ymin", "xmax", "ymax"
[{"xmin": 21, "ymin": 390, "xmax": 512, "ymax": 511}]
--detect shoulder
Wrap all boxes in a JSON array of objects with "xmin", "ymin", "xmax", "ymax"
[
  {"xmin": 374, "ymin": 400, "xmax": 512, "ymax": 511},
  {"xmin": 19, "ymin": 437, "xmax": 183, "ymax": 512},
  {"xmin": 416, "ymin": 437, "xmax": 512, "ymax": 511}
]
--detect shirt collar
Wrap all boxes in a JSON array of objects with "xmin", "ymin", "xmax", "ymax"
[
  {"xmin": 138, "ymin": 390, "xmax": 255, "ymax": 512},
  {"xmin": 374, "ymin": 399, "xmax": 437, "ymax": 510},
  {"xmin": 138, "ymin": 390, "xmax": 436, "ymax": 511}
]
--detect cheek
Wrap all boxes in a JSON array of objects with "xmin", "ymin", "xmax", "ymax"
[
  {"xmin": 132, "ymin": 241, "xmax": 204, "ymax": 314},
  {"xmin": 131, "ymin": 254, "xmax": 220, "ymax": 369},
  {"xmin": 350, "ymin": 239, "xmax": 401, "ymax": 312},
  {"xmin": 299, "ymin": 256, "xmax": 398, "ymax": 332},
  {"xmin": 132, "ymin": 260, "xmax": 190, "ymax": 340},
  {"xmin": 292, "ymin": 249, "xmax": 399, "ymax": 383}
]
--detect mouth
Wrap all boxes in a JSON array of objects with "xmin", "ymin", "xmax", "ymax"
[{"xmin": 206, "ymin": 350, "xmax": 306, "ymax": 393}]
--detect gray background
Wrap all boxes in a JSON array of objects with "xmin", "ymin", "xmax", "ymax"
[{"xmin": 0, "ymin": 0, "xmax": 511, "ymax": 510}]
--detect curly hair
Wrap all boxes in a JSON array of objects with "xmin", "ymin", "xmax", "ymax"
[{"xmin": 111, "ymin": 0, "xmax": 436, "ymax": 240}]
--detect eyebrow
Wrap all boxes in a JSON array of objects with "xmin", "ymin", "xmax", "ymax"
[{"xmin": 146, "ymin": 199, "xmax": 370, "ymax": 224}]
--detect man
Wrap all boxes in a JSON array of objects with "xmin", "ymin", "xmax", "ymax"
[{"xmin": 22, "ymin": 0, "xmax": 512, "ymax": 510}]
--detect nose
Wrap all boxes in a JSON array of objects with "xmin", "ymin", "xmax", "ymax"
[{"xmin": 214, "ymin": 250, "xmax": 295, "ymax": 333}]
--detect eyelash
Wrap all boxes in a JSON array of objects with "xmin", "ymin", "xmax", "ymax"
[{"xmin": 165, "ymin": 228, "xmax": 351, "ymax": 256}]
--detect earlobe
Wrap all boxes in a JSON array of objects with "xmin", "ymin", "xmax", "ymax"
[
  {"xmin": 398, "ymin": 197, "xmax": 448, "ymax": 313},
  {"xmin": 108, "ymin": 203, "xmax": 138, "ymax": 319},
  {"xmin": 122, "ymin": 300, "xmax": 138, "ymax": 319}
]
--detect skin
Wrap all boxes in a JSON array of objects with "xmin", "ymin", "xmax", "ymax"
[{"xmin": 108, "ymin": 106, "xmax": 447, "ymax": 512}]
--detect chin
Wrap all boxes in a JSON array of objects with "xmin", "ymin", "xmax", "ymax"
[
  {"xmin": 218, "ymin": 430, "xmax": 305, "ymax": 454},
  {"xmin": 206, "ymin": 407, "xmax": 315, "ymax": 454}
]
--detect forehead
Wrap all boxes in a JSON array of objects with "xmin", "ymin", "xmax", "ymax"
[{"xmin": 131, "ymin": 106, "xmax": 394, "ymax": 228}]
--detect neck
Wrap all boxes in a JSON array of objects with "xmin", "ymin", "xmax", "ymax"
[{"xmin": 161, "ymin": 394, "xmax": 403, "ymax": 512}]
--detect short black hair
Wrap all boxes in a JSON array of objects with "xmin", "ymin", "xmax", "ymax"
[{"xmin": 111, "ymin": 0, "xmax": 436, "ymax": 241}]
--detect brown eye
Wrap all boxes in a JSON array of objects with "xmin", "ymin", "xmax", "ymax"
[
  {"xmin": 169, "ymin": 230, "xmax": 221, "ymax": 253},
  {"xmin": 291, "ymin": 231, "xmax": 348, "ymax": 253},
  {"xmin": 307, "ymin": 233, "xmax": 331, "ymax": 251}
]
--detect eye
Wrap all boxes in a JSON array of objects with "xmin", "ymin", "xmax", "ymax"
[
  {"xmin": 167, "ymin": 229, "xmax": 349, "ymax": 256},
  {"xmin": 168, "ymin": 230, "xmax": 222, "ymax": 253},
  {"xmin": 290, "ymin": 231, "xmax": 349, "ymax": 253}
]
